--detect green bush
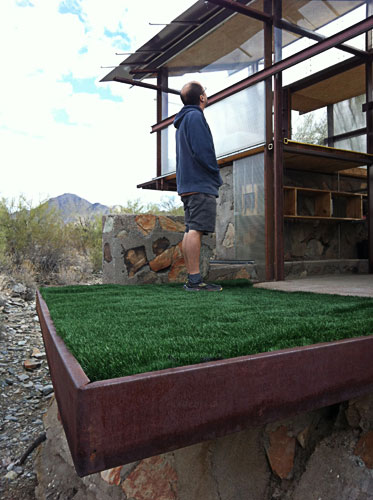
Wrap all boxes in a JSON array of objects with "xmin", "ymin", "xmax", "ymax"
[
  {"xmin": 65, "ymin": 216, "xmax": 102, "ymax": 273},
  {"xmin": 0, "ymin": 196, "xmax": 68, "ymax": 278}
]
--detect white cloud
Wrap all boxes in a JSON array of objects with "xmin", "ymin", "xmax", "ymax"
[{"xmin": 0, "ymin": 0, "xmax": 197, "ymax": 206}]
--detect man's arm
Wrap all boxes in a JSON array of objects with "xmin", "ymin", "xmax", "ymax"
[{"xmin": 185, "ymin": 112, "xmax": 219, "ymax": 174}]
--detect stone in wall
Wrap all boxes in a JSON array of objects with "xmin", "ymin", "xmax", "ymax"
[
  {"xmin": 265, "ymin": 425, "xmax": 296, "ymax": 479},
  {"xmin": 149, "ymin": 247, "xmax": 174, "ymax": 272},
  {"xmin": 222, "ymin": 222, "xmax": 235, "ymax": 249},
  {"xmin": 135, "ymin": 214, "xmax": 157, "ymax": 235},
  {"xmin": 158, "ymin": 216, "xmax": 185, "ymax": 233},
  {"xmin": 123, "ymin": 246, "xmax": 147, "ymax": 277},
  {"xmin": 153, "ymin": 237, "xmax": 170, "ymax": 256},
  {"xmin": 346, "ymin": 395, "xmax": 373, "ymax": 432},
  {"xmin": 355, "ymin": 432, "xmax": 373, "ymax": 469},
  {"xmin": 216, "ymin": 166, "xmax": 235, "ymax": 261},
  {"xmin": 103, "ymin": 242, "xmax": 112, "ymax": 263},
  {"xmin": 169, "ymin": 242, "xmax": 187, "ymax": 282},
  {"xmin": 121, "ymin": 455, "xmax": 177, "ymax": 500}
]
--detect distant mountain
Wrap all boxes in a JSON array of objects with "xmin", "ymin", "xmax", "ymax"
[{"xmin": 48, "ymin": 193, "xmax": 111, "ymax": 223}]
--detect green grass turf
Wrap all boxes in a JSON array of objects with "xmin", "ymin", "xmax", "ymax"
[{"xmin": 40, "ymin": 281, "xmax": 373, "ymax": 382}]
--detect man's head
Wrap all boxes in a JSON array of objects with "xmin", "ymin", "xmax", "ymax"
[{"xmin": 180, "ymin": 81, "xmax": 207, "ymax": 110}]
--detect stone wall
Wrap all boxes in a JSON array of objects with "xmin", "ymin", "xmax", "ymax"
[
  {"xmin": 35, "ymin": 394, "xmax": 373, "ymax": 499},
  {"xmin": 216, "ymin": 166, "xmax": 235, "ymax": 261},
  {"xmin": 102, "ymin": 214, "xmax": 215, "ymax": 285},
  {"xmin": 284, "ymin": 219, "xmax": 368, "ymax": 261}
]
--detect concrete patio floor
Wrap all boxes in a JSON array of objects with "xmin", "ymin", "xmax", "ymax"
[{"xmin": 254, "ymin": 274, "xmax": 373, "ymax": 297}]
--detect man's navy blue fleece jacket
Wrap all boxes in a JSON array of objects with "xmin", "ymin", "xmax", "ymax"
[{"xmin": 174, "ymin": 105, "xmax": 223, "ymax": 197}]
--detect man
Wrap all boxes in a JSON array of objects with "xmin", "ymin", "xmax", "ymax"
[{"xmin": 174, "ymin": 81, "xmax": 223, "ymax": 292}]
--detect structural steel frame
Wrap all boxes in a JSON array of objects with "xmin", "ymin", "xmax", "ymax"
[{"xmin": 113, "ymin": 2, "xmax": 373, "ymax": 278}]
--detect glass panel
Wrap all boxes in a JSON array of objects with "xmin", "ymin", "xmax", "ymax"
[
  {"xmin": 280, "ymin": 1, "xmax": 365, "ymax": 76},
  {"xmin": 233, "ymin": 153, "xmax": 265, "ymax": 262},
  {"xmin": 334, "ymin": 95, "xmax": 366, "ymax": 135},
  {"xmin": 334, "ymin": 135, "xmax": 366, "ymax": 154},
  {"xmin": 291, "ymin": 108, "xmax": 327, "ymax": 146},
  {"xmin": 166, "ymin": 15, "xmax": 265, "ymax": 96},
  {"xmin": 161, "ymin": 126, "xmax": 176, "ymax": 175},
  {"xmin": 162, "ymin": 83, "xmax": 266, "ymax": 174},
  {"xmin": 206, "ymin": 82, "xmax": 265, "ymax": 158},
  {"xmin": 283, "ymin": 46, "xmax": 350, "ymax": 86}
]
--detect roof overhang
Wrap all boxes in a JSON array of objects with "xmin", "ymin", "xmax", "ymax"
[{"xmin": 101, "ymin": 0, "xmax": 367, "ymax": 91}]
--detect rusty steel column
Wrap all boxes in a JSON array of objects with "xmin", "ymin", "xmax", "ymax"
[
  {"xmin": 273, "ymin": 0, "xmax": 284, "ymax": 281},
  {"xmin": 264, "ymin": 0, "xmax": 274, "ymax": 281},
  {"xmin": 327, "ymin": 104, "xmax": 335, "ymax": 147},
  {"xmin": 366, "ymin": 1, "xmax": 373, "ymax": 272},
  {"xmin": 366, "ymin": 0, "xmax": 373, "ymax": 273}
]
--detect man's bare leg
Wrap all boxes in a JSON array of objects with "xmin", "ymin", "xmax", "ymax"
[
  {"xmin": 182, "ymin": 230, "xmax": 202, "ymax": 275},
  {"xmin": 182, "ymin": 229, "xmax": 222, "ymax": 291}
]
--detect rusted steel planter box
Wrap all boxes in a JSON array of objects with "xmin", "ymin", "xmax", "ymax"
[{"xmin": 36, "ymin": 290, "xmax": 373, "ymax": 477}]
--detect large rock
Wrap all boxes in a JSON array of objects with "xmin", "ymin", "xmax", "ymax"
[
  {"xmin": 292, "ymin": 430, "xmax": 373, "ymax": 500},
  {"xmin": 35, "ymin": 399, "xmax": 269, "ymax": 500}
]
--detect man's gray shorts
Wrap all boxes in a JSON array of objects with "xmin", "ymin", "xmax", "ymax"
[{"xmin": 181, "ymin": 193, "xmax": 217, "ymax": 234}]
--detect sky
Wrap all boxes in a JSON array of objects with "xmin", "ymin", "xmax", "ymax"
[
  {"xmin": 0, "ymin": 0, "xmax": 196, "ymax": 207},
  {"xmin": 0, "ymin": 1, "xmax": 366, "ymax": 208}
]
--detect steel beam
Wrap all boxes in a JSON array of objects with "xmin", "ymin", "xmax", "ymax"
[
  {"xmin": 279, "ymin": 19, "xmax": 370, "ymax": 60},
  {"xmin": 325, "ymin": 127, "xmax": 367, "ymax": 146},
  {"xmin": 207, "ymin": 0, "xmax": 272, "ymax": 23},
  {"xmin": 112, "ymin": 76, "xmax": 180, "ymax": 95},
  {"xmin": 152, "ymin": 17, "xmax": 373, "ymax": 133}
]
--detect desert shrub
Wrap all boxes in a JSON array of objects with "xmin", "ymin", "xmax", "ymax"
[
  {"xmin": 0, "ymin": 196, "xmax": 69, "ymax": 280},
  {"xmin": 65, "ymin": 215, "xmax": 102, "ymax": 273},
  {"xmin": 114, "ymin": 196, "xmax": 183, "ymax": 216}
]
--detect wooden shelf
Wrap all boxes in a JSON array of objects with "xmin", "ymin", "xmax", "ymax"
[
  {"xmin": 284, "ymin": 186, "xmax": 367, "ymax": 221},
  {"xmin": 283, "ymin": 140, "xmax": 372, "ymax": 175}
]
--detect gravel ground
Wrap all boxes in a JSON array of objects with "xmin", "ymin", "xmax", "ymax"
[
  {"xmin": 0, "ymin": 279, "xmax": 53, "ymax": 500},
  {"xmin": 0, "ymin": 274, "xmax": 101, "ymax": 500}
]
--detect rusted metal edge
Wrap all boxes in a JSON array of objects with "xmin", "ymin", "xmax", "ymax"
[
  {"xmin": 36, "ymin": 291, "xmax": 90, "ymax": 471},
  {"xmin": 36, "ymin": 290, "xmax": 373, "ymax": 477}
]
